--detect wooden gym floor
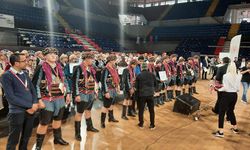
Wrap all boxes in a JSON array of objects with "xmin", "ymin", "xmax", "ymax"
[{"xmin": 1, "ymin": 78, "xmax": 250, "ymax": 150}]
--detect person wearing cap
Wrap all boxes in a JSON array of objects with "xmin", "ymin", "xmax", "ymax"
[
  {"xmin": 100, "ymin": 54, "xmax": 120, "ymax": 128},
  {"xmin": 121, "ymin": 59, "xmax": 137, "ymax": 120},
  {"xmin": 184, "ymin": 57, "xmax": 195, "ymax": 95},
  {"xmin": 176, "ymin": 57, "xmax": 185, "ymax": 97},
  {"xmin": 32, "ymin": 47, "xmax": 71, "ymax": 149},
  {"xmin": 1, "ymin": 53, "xmax": 38, "ymax": 150},
  {"xmin": 72, "ymin": 52, "xmax": 99, "ymax": 141},
  {"xmin": 192, "ymin": 55, "xmax": 200, "ymax": 94},
  {"xmin": 161, "ymin": 55, "xmax": 172, "ymax": 101},
  {"xmin": 59, "ymin": 54, "xmax": 68, "ymax": 68},
  {"xmin": 135, "ymin": 62, "xmax": 157, "ymax": 129},
  {"xmin": 168, "ymin": 54, "xmax": 178, "ymax": 100}
]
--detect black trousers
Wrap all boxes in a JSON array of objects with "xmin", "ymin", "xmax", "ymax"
[
  {"xmin": 6, "ymin": 112, "xmax": 35, "ymax": 150},
  {"xmin": 218, "ymin": 92, "xmax": 237, "ymax": 129},
  {"xmin": 137, "ymin": 96, "xmax": 155, "ymax": 126},
  {"xmin": 202, "ymin": 69, "xmax": 207, "ymax": 79}
]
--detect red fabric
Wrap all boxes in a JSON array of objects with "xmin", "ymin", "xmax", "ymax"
[
  {"xmin": 128, "ymin": 66, "xmax": 135, "ymax": 86},
  {"xmin": 42, "ymin": 62, "xmax": 64, "ymax": 90},
  {"xmin": 106, "ymin": 65, "xmax": 120, "ymax": 87},
  {"xmin": 148, "ymin": 64, "xmax": 155, "ymax": 73},
  {"xmin": 80, "ymin": 63, "xmax": 97, "ymax": 84},
  {"xmin": 163, "ymin": 62, "xmax": 171, "ymax": 77}
]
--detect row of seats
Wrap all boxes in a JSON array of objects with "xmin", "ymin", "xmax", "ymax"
[
  {"xmin": 238, "ymin": 23, "xmax": 250, "ymax": 59},
  {"xmin": 163, "ymin": 1, "xmax": 211, "ymax": 20},
  {"xmin": 151, "ymin": 24, "xmax": 230, "ymax": 40},
  {"xmin": 174, "ymin": 38, "xmax": 219, "ymax": 58},
  {"xmin": 90, "ymin": 35, "xmax": 123, "ymax": 52},
  {"xmin": 213, "ymin": 0, "xmax": 242, "ymax": 16},
  {"xmin": 18, "ymin": 31, "xmax": 82, "ymax": 49},
  {"xmin": 60, "ymin": 12, "xmax": 120, "ymax": 38},
  {"xmin": 0, "ymin": 1, "xmax": 63, "ymax": 31}
]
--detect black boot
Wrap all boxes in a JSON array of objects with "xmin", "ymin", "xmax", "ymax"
[
  {"xmin": 131, "ymin": 100, "xmax": 137, "ymax": 115},
  {"xmin": 167, "ymin": 91, "xmax": 171, "ymax": 101},
  {"xmin": 193, "ymin": 87, "xmax": 198, "ymax": 94},
  {"xmin": 86, "ymin": 118, "xmax": 99, "ymax": 132},
  {"xmin": 53, "ymin": 128, "xmax": 69, "ymax": 145},
  {"xmin": 108, "ymin": 110, "xmax": 119, "ymax": 122},
  {"xmin": 19, "ymin": 138, "xmax": 29, "ymax": 150},
  {"xmin": 188, "ymin": 88, "xmax": 193, "ymax": 95},
  {"xmin": 127, "ymin": 106, "xmax": 136, "ymax": 117},
  {"xmin": 175, "ymin": 90, "xmax": 181, "ymax": 97},
  {"xmin": 75, "ymin": 121, "xmax": 81, "ymax": 141},
  {"xmin": 121, "ymin": 105, "xmax": 129, "ymax": 120},
  {"xmin": 170, "ymin": 90, "xmax": 174, "ymax": 100},
  {"xmin": 182, "ymin": 89, "xmax": 186, "ymax": 94},
  {"xmin": 162, "ymin": 93, "xmax": 167, "ymax": 102},
  {"xmin": 35, "ymin": 134, "xmax": 45, "ymax": 150},
  {"xmin": 101, "ymin": 112, "xmax": 106, "ymax": 128}
]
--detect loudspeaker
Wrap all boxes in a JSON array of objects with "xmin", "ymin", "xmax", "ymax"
[{"xmin": 173, "ymin": 94, "xmax": 200, "ymax": 115}]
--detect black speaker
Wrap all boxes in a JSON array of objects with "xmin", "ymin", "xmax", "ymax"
[{"xmin": 173, "ymin": 94, "xmax": 200, "ymax": 115}]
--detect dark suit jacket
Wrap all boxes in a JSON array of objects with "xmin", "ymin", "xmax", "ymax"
[
  {"xmin": 135, "ymin": 70, "xmax": 157, "ymax": 97},
  {"xmin": 215, "ymin": 64, "xmax": 229, "ymax": 84}
]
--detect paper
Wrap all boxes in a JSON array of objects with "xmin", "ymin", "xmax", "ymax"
[
  {"xmin": 69, "ymin": 63, "xmax": 79, "ymax": 74},
  {"xmin": 118, "ymin": 67, "xmax": 126, "ymax": 75},
  {"xmin": 159, "ymin": 71, "xmax": 168, "ymax": 81}
]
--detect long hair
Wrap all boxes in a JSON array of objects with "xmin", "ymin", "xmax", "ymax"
[{"xmin": 226, "ymin": 62, "xmax": 237, "ymax": 76}]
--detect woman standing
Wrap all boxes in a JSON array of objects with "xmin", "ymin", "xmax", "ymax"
[{"xmin": 213, "ymin": 63, "xmax": 242, "ymax": 138}]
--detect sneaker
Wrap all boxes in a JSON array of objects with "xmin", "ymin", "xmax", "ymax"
[
  {"xmin": 231, "ymin": 128, "xmax": 239, "ymax": 134},
  {"xmin": 149, "ymin": 125, "xmax": 156, "ymax": 130},
  {"xmin": 138, "ymin": 123, "xmax": 144, "ymax": 129},
  {"xmin": 241, "ymin": 100, "xmax": 248, "ymax": 104},
  {"xmin": 213, "ymin": 131, "xmax": 224, "ymax": 138}
]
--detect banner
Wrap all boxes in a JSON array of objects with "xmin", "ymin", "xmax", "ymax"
[
  {"xmin": 0, "ymin": 14, "xmax": 14, "ymax": 28},
  {"xmin": 229, "ymin": 35, "xmax": 242, "ymax": 61}
]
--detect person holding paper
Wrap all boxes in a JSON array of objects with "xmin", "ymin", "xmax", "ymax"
[{"xmin": 121, "ymin": 59, "xmax": 137, "ymax": 120}]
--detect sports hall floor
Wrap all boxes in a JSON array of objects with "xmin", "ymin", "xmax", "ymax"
[{"xmin": 1, "ymin": 78, "xmax": 250, "ymax": 150}]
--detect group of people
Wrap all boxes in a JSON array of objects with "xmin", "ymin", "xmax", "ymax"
[
  {"xmin": 0, "ymin": 48, "xmax": 202, "ymax": 150},
  {"xmin": 3, "ymin": 47, "xmax": 250, "ymax": 148}
]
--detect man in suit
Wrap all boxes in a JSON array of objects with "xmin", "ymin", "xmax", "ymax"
[{"xmin": 135, "ymin": 62, "xmax": 157, "ymax": 130}]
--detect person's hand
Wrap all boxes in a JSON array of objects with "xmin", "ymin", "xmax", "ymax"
[
  {"xmin": 105, "ymin": 92, "xmax": 110, "ymax": 99},
  {"xmin": 66, "ymin": 94, "xmax": 71, "ymax": 105},
  {"xmin": 32, "ymin": 103, "xmax": 39, "ymax": 112},
  {"xmin": 129, "ymin": 88, "xmax": 134, "ymax": 95},
  {"xmin": 26, "ymin": 108, "xmax": 35, "ymax": 114},
  {"xmin": 75, "ymin": 95, "xmax": 81, "ymax": 103},
  {"xmin": 38, "ymin": 99, "xmax": 45, "ymax": 109}
]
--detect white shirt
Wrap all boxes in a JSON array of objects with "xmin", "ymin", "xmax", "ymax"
[{"xmin": 219, "ymin": 73, "xmax": 242, "ymax": 92}]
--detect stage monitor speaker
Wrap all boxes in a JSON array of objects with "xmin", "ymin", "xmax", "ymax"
[{"xmin": 173, "ymin": 94, "xmax": 200, "ymax": 115}]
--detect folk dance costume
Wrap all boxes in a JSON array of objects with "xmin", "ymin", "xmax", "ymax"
[
  {"xmin": 192, "ymin": 56, "xmax": 200, "ymax": 94},
  {"xmin": 168, "ymin": 56, "xmax": 177, "ymax": 99},
  {"xmin": 184, "ymin": 58, "xmax": 195, "ymax": 95},
  {"xmin": 121, "ymin": 59, "xmax": 137, "ymax": 120},
  {"xmin": 155, "ymin": 60, "xmax": 165, "ymax": 106},
  {"xmin": 162, "ymin": 56, "xmax": 172, "ymax": 101},
  {"xmin": 100, "ymin": 55, "xmax": 120, "ymax": 128},
  {"xmin": 72, "ymin": 55, "xmax": 99, "ymax": 141},
  {"xmin": 176, "ymin": 58, "xmax": 185, "ymax": 97},
  {"xmin": 32, "ymin": 48, "xmax": 70, "ymax": 149}
]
